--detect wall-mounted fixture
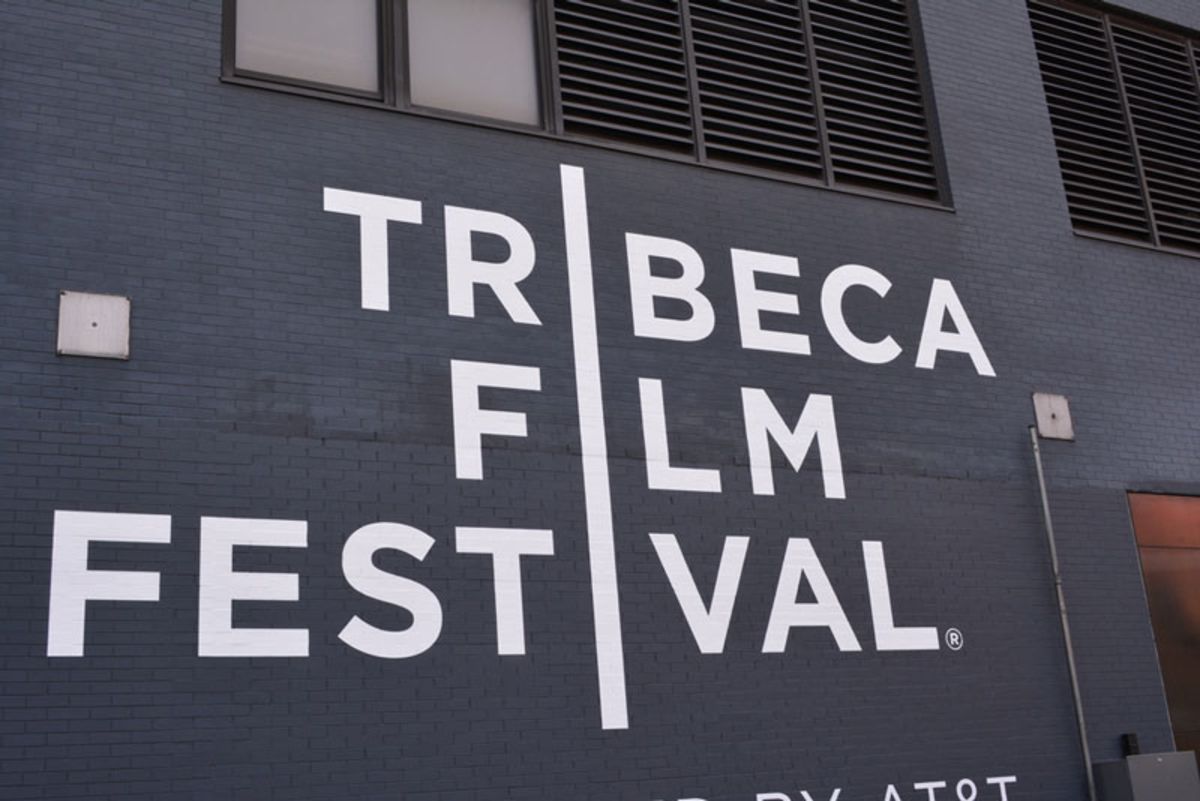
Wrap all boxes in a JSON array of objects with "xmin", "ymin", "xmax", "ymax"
[{"xmin": 56, "ymin": 291, "xmax": 130, "ymax": 360}]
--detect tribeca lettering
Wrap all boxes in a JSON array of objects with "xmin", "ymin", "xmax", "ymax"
[{"xmin": 45, "ymin": 166, "xmax": 994, "ymax": 732}]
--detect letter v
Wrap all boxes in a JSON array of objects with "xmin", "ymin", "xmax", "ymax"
[{"xmin": 649, "ymin": 533, "xmax": 749, "ymax": 654}]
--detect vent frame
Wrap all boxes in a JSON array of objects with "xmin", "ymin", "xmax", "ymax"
[
  {"xmin": 1029, "ymin": 0, "xmax": 1200, "ymax": 254},
  {"xmin": 549, "ymin": 0, "xmax": 948, "ymax": 204}
]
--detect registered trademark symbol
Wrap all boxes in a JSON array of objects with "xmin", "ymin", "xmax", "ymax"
[{"xmin": 945, "ymin": 628, "xmax": 964, "ymax": 651}]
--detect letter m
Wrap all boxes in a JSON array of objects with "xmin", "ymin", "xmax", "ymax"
[{"xmin": 741, "ymin": 389, "xmax": 844, "ymax": 499}]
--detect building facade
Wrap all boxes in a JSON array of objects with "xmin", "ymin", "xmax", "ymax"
[{"xmin": 4, "ymin": 1, "xmax": 1200, "ymax": 799}]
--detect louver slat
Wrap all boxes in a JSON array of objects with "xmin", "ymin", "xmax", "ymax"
[
  {"xmin": 554, "ymin": 0, "xmax": 695, "ymax": 152},
  {"xmin": 808, "ymin": 0, "xmax": 939, "ymax": 199},
  {"xmin": 1028, "ymin": 2, "xmax": 1153, "ymax": 242},
  {"xmin": 688, "ymin": 0, "xmax": 824, "ymax": 176},
  {"xmin": 1111, "ymin": 25, "xmax": 1200, "ymax": 251}
]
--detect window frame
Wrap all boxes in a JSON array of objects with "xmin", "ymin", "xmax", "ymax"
[
  {"xmin": 220, "ymin": 0, "xmax": 951, "ymax": 211},
  {"xmin": 224, "ymin": 0, "xmax": 552, "ymax": 130},
  {"xmin": 395, "ymin": 0, "xmax": 552, "ymax": 130},
  {"xmin": 221, "ymin": 0, "xmax": 389, "ymax": 101}
]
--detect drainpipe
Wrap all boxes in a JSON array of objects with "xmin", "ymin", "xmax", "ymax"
[{"xmin": 1029, "ymin": 422, "xmax": 1097, "ymax": 801}]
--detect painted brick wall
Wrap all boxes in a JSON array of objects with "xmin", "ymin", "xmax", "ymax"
[{"xmin": 2, "ymin": 1, "xmax": 1197, "ymax": 799}]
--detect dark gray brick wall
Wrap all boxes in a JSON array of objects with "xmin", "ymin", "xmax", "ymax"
[{"xmin": 2, "ymin": 0, "xmax": 1196, "ymax": 798}]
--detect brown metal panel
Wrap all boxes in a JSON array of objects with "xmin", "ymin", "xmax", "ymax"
[
  {"xmin": 1139, "ymin": 547, "xmax": 1200, "ymax": 743},
  {"xmin": 1131, "ymin": 493, "xmax": 1200, "ymax": 761},
  {"xmin": 1130, "ymin": 493, "xmax": 1200, "ymax": 548}
]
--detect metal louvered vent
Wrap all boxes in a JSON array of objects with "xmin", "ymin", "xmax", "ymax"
[
  {"xmin": 1028, "ymin": 0, "xmax": 1200, "ymax": 253},
  {"xmin": 1028, "ymin": 2, "xmax": 1151, "ymax": 241},
  {"xmin": 553, "ymin": 0, "xmax": 695, "ymax": 153},
  {"xmin": 1111, "ymin": 24, "xmax": 1200, "ymax": 251},
  {"xmin": 808, "ymin": 0, "xmax": 940, "ymax": 199},
  {"xmin": 549, "ymin": 0, "xmax": 944, "ymax": 202},
  {"xmin": 688, "ymin": 0, "xmax": 824, "ymax": 178}
]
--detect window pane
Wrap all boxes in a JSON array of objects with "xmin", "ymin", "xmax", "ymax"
[
  {"xmin": 236, "ymin": 0, "xmax": 379, "ymax": 93},
  {"xmin": 408, "ymin": 0, "xmax": 540, "ymax": 125}
]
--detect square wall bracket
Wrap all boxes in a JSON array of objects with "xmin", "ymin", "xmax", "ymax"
[
  {"xmin": 1032, "ymin": 392, "xmax": 1074, "ymax": 441},
  {"xmin": 57, "ymin": 291, "xmax": 130, "ymax": 360}
]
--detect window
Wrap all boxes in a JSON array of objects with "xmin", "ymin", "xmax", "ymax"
[
  {"xmin": 1029, "ymin": 0, "xmax": 1200, "ymax": 253},
  {"xmin": 224, "ymin": 0, "xmax": 945, "ymax": 203},
  {"xmin": 233, "ymin": 0, "xmax": 381, "ymax": 95},
  {"xmin": 407, "ymin": 0, "xmax": 541, "ymax": 125},
  {"xmin": 225, "ymin": 0, "xmax": 547, "ymax": 125}
]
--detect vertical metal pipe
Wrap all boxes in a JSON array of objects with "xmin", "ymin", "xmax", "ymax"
[{"xmin": 1029, "ymin": 425, "xmax": 1098, "ymax": 801}]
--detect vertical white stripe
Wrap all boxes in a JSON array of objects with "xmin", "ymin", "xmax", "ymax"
[{"xmin": 560, "ymin": 164, "xmax": 629, "ymax": 730}]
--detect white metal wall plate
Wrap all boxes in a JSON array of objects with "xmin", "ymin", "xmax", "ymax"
[
  {"xmin": 1032, "ymin": 392, "xmax": 1074, "ymax": 441},
  {"xmin": 56, "ymin": 291, "xmax": 131, "ymax": 360}
]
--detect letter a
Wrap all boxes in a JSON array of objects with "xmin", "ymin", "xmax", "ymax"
[{"xmin": 762, "ymin": 538, "xmax": 861, "ymax": 653}]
